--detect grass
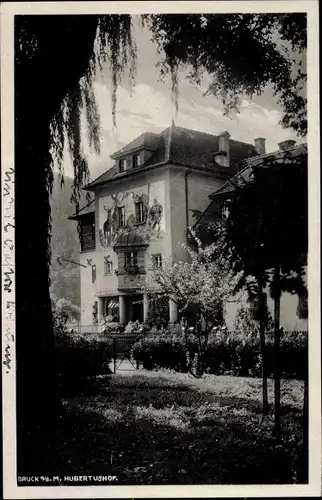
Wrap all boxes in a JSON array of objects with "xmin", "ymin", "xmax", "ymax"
[{"xmin": 20, "ymin": 370, "xmax": 306, "ymax": 485}]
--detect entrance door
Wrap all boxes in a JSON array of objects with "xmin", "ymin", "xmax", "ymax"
[{"xmin": 132, "ymin": 294, "xmax": 143, "ymax": 323}]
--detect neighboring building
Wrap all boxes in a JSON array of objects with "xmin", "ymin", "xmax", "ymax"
[
  {"xmin": 195, "ymin": 139, "xmax": 308, "ymax": 330},
  {"xmin": 69, "ymin": 122, "xmax": 260, "ymax": 327}
]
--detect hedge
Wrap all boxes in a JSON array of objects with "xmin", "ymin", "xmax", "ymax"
[
  {"xmin": 131, "ymin": 330, "xmax": 308, "ymax": 380},
  {"xmin": 132, "ymin": 334, "xmax": 196, "ymax": 372},
  {"xmin": 55, "ymin": 333, "xmax": 112, "ymax": 395}
]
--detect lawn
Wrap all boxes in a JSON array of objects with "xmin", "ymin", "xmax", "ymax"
[{"xmin": 43, "ymin": 370, "xmax": 306, "ymax": 485}]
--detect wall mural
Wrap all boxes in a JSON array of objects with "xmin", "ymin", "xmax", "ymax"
[
  {"xmin": 149, "ymin": 198, "xmax": 163, "ymax": 236},
  {"xmin": 98, "ymin": 183, "xmax": 165, "ymax": 249}
]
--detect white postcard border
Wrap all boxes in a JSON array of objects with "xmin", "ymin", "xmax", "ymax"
[{"xmin": 1, "ymin": 1, "xmax": 320, "ymax": 498}]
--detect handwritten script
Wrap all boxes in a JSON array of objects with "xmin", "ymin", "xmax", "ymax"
[{"xmin": 2, "ymin": 167, "xmax": 15, "ymax": 374}]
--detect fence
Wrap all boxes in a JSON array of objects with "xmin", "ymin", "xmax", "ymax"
[
  {"xmin": 66, "ymin": 323, "xmax": 106, "ymax": 334},
  {"xmin": 67, "ymin": 323, "xmax": 308, "ymax": 336},
  {"xmin": 65, "ymin": 325, "xmax": 144, "ymax": 373},
  {"xmin": 107, "ymin": 334, "xmax": 144, "ymax": 373}
]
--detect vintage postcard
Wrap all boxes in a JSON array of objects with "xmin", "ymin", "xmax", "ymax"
[{"xmin": 1, "ymin": 1, "xmax": 321, "ymax": 498}]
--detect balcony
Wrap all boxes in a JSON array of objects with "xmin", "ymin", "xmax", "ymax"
[{"xmin": 117, "ymin": 273, "xmax": 145, "ymax": 291}]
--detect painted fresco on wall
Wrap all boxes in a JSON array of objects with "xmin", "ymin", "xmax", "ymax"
[{"xmin": 98, "ymin": 181, "xmax": 166, "ymax": 249}]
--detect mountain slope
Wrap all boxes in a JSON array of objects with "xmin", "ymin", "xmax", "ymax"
[{"xmin": 50, "ymin": 175, "xmax": 89, "ymax": 306}]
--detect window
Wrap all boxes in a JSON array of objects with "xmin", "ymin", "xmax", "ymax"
[
  {"xmin": 124, "ymin": 251, "xmax": 138, "ymax": 273},
  {"xmin": 119, "ymin": 158, "xmax": 126, "ymax": 173},
  {"xmin": 152, "ymin": 254, "xmax": 162, "ymax": 269},
  {"xmin": 135, "ymin": 201, "xmax": 145, "ymax": 223},
  {"xmin": 104, "ymin": 257, "xmax": 113, "ymax": 275},
  {"xmin": 92, "ymin": 264, "xmax": 96, "ymax": 283},
  {"xmin": 116, "ymin": 206, "xmax": 125, "ymax": 227},
  {"xmin": 133, "ymin": 153, "xmax": 141, "ymax": 168}
]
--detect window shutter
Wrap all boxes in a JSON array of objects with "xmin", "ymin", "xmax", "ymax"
[
  {"xmin": 137, "ymin": 250, "xmax": 146, "ymax": 273},
  {"xmin": 80, "ymin": 213, "xmax": 95, "ymax": 251},
  {"xmin": 81, "ymin": 223, "xmax": 95, "ymax": 251},
  {"xmin": 118, "ymin": 252, "xmax": 125, "ymax": 273}
]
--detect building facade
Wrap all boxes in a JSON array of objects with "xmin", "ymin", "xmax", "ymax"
[{"xmin": 70, "ymin": 123, "xmax": 259, "ymax": 327}]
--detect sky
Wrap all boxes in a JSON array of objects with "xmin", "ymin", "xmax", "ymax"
[{"xmin": 60, "ymin": 17, "xmax": 305, "ymax": 181}]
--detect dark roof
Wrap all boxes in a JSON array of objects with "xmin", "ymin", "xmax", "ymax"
[
  {"xmin": 194, "ymin": 142, "xmax": 307, "ymax": 229},
  {"xmin": 85, "ymin": 124, "xmax": 257, "ymax": 190},
  {"xmin": 85, "ymin": 164, "xmax": 118, "ymax": 188},
  {"xmin": 210, "ymin": 143, "xmax": 308, "ymax": 198},
  {"xmin": 195, "ymin": 200, "xmax": 221, "ymax": 227},
  {"xmin": 68, "ymin": 199, "xmax": 95, "ymax": 221},
  {"xmin": 168, "ymin": 127, "xmax": 256, "ymax": 171},
  {"xmin": 111, "ymin": 132, "xmax": 162, "ymax": 159},
  {"xmin": 114, "ymin": 231, "xmax": 149, "ymax": 248}
]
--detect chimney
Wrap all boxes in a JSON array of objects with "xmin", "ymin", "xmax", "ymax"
[
  {"xmin": 217, "ymin": 131, "xmax": 230, "ymax": 168},
  {"xmin": 254, "ymin": 137, "xmax": 266, "ymax": 155},
  {"xmin": 278, "ymin": 139, "xmax": 296, "ymax": 151}
]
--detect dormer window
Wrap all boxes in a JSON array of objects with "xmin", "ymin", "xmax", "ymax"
[
  {"xmin": 119, "ymin": 158, "xmax": 126, "ymax": 173},
  {"xmin": 133, "ymin": 153, "xmax": 141, "ymax": 168}
]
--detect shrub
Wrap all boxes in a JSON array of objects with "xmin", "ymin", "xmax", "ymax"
[
  {"xmin": 264, "ymin": 329, "xmax": 308, "ymax": 380},
  {"xmin": 53, "ymin": 309, "xmax": 69, "ymax": 337},
  {"xmin": 103, "ymin": 322, "xmax": 124, "ymax": 335},
  {"xmin": 124, "ymin": 320, "xmax": 148, "ymax": 335},
  {"xmin": 131, "ymin": 329, "xmax": 308, "ymax": 379},
  {"xmin": 51, "ymin": 294, "xmax": 81, "ymax": 323},
  {"xmin": 203, "ymin": 331, "xmax": 261, "ymax": 377},
  {"xmin": 133, "ymin": 334, "xmax": 184, "ymax": 371},
  {"xmin": 146, "ymin": 294, "xmax": 169, "ymax": 329},
  {"xmin": 233, "ymin": 305, "xmax": 259, "ymax": 340},
  {"xmin": 167, "ymin": 323, "xmax": 183, "ymax": 335},
  {"xmin": 132, "ymin": 333, "xmax": 200, "ymax": 372},
  {"xmin": 55, "ymin": 333, "xmax": 112, "ymax": 395}
]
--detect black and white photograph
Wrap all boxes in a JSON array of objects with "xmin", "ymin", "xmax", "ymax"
[{"xmin": 1, "ymin": 1, "xmax": 321, "ymax": 498}]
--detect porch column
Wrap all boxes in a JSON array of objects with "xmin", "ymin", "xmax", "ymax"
[
  {"xmin": 98, "ymin": 297, "xmax": 105, "ymax": 322},
  {"xmin": 119, "ymin": 295, "xmax": 126, "ymax": 324},
  {"xmin": 143, "ymin": 293, "xmax": 149, "ymax": 323},
  {"xmin": 169, "ymin": 299, "xmax": 178, "ymax": 323}
]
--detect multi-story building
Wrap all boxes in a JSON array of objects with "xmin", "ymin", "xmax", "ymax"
[
  {"xmin": 194, "ymin": 139, "xmax": 308, "ymax": 330},
  {"xmin": 69, "ymin": 122, "xmax": 262, "ymax": 327}
]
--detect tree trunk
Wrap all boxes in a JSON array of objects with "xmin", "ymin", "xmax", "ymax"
[
  {"xmin": 15, "ymin": 16, "xmax": 99, "ymax": 476},
  {"xmin": 196, "ymin": 321, "xmax": 204, "ymax": 376},
  {"xmin": 273, "ymin": 264, "xmax": 281, "ymax": 441},
  {"xmin": 15, "ymin": 101, "xmax": 61, "ymax": 475},
  {"xmin": 258, "ymin": 290, "xmax": 269, "ymax": 415}
]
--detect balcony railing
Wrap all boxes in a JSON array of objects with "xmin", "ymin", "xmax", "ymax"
[{"xmin": 117, "ymin": 273, "xmax": 145, "ymax": 290}]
